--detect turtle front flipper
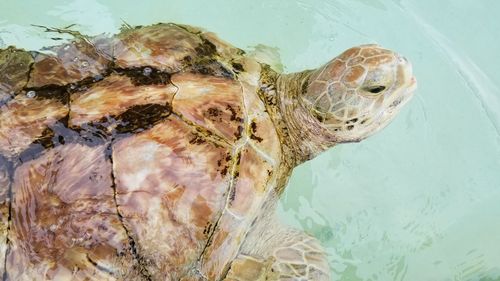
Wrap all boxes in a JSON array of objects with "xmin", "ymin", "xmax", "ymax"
[
  {"xmin": 223, "ymin": 254, "xmax": 274, "ymax": 281},
  {"xmin": 224, "ymin": 210, "xmax": 330, "ymax": 281},
  {"xmin": 265, "ymin": 230, "xmax": 330, "ymax": 281},
  {"xmin": 225, "ymin": 225, "xmax": 330, "ymax": 281}
]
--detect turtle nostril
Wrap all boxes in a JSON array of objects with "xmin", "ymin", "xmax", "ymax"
[{"xmin": 398, "ymin": 56, "xmax": 408, "ymax": 64}]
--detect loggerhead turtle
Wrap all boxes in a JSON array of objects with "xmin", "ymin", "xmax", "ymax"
[{"xmin": 0, "ymin": 23, "xmax": 416, "ymax": 281}]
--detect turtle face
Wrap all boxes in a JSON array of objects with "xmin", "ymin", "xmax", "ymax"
[{"xmin": 304, "ymin": 45, "xmax": 416, "ymax": 143}]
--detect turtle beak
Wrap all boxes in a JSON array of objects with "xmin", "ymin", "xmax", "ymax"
[
  {"xmin": 398, "ymin": 55, "xmax": 417, "ymax": 93},
  {"xmin": 397, "ymin": 55, "xmax": 417, "ymax": 103}
]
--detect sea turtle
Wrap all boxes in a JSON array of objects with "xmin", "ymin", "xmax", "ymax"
[{"xmin": 0, "ymin": 23, "xmax": 416, "ymax": 281}]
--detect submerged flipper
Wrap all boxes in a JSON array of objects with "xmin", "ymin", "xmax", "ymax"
[
  {"xmin": 224, "ymin": 254, "xmax": 274, "ymax": 281},
  {"xmin": 225, "ymin": 213, "xmax": 330, "ymax": 281}
]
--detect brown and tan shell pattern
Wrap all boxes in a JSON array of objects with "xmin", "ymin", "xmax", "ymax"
[{"xmin": 0, "ymin": 23, "xmax": 282, "ymax": 280}]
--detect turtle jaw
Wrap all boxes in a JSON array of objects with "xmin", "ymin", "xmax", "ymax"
[
  {"xmin": 386, "ymin": 75, "xmax": 416, "ymax": 115},
  {"xmin": 374, "ymin": 61, "xmax": 417, "ymax": 132}
]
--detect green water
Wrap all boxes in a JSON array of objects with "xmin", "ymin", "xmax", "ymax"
[{"xmin": 1, "ymin": 0, "xmax": 499, "ymax": 280}]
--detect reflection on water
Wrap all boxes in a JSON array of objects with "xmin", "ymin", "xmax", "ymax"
[{"xmin": 1, "ymin": 0, "xmax": 500, "ymax": 280}]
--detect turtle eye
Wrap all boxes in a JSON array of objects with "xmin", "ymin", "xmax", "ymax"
[{"xmin": 364, "ymin": 85, "xmax": 386, "ymax": 94}]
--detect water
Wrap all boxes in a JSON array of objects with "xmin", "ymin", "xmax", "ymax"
[{"xmin": 1, "ymin": 0, "xmax": 499, "ymax": 280}]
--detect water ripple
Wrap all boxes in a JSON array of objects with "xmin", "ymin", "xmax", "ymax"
[{"xmin": 399, "ymin": 3, "xmax": 500, "ymax": 140}]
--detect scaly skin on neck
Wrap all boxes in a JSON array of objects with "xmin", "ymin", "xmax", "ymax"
[{"xmin": 258, "ymin": 66, "xmax": 337, "ymax": 166}]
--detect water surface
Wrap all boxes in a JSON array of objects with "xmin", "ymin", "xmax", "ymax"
[{"xmin": 1, "ymin": 0, "xmax": 499, "ymax": 280}]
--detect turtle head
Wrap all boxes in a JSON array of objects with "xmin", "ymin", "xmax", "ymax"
[
  {"xmin": 271, "ymin": 44, "xmax": 415, "ymax": 163},
  {"xmin": 303, "ymin": 45, "xmax": 416, "ymax": 143}
]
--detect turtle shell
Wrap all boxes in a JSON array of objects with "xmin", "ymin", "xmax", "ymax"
[{"xmin": 0, "ymin": 23, "xmax": 282, "ymax": 280}]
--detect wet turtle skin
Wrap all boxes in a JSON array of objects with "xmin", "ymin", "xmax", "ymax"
[{"xmin": 0, "ymin": 23, "xmax": 287, "ymax": 280}]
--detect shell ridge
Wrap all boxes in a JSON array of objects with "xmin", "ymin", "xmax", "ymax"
[
  {"xmin": 170, "ymin": 111, "xmax": 231, "ymax": 148},
  {"xmin": 107, "ymin": 141, "xmax": 152, "ymax": 280},
  {"xmin": 247, "ymin": 141, "xmax": 276, "ymax": 166},
  {"xmin": 214, "ymin": 77, "xmax": 253, "ymax": 280},
  {"xmin": 194, "ymin": 140, "xmax": 247, "ymax": 273},
  {"xmin": 192, "ymin": 78, "xmax": 249, "ymax": 279},
  {"xmin": 168, "ymin": 73, "xmax": 233, "ymax": 149}
]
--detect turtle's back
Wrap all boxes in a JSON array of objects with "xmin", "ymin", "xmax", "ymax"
[{"xmin": 0, "ymin": 23, "xmax": 281, "ymax": 280}]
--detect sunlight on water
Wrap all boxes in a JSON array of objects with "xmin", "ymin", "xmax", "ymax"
[{"xmin": 1, "ymin": 0, "xmax": 499, "ymax": 280}]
